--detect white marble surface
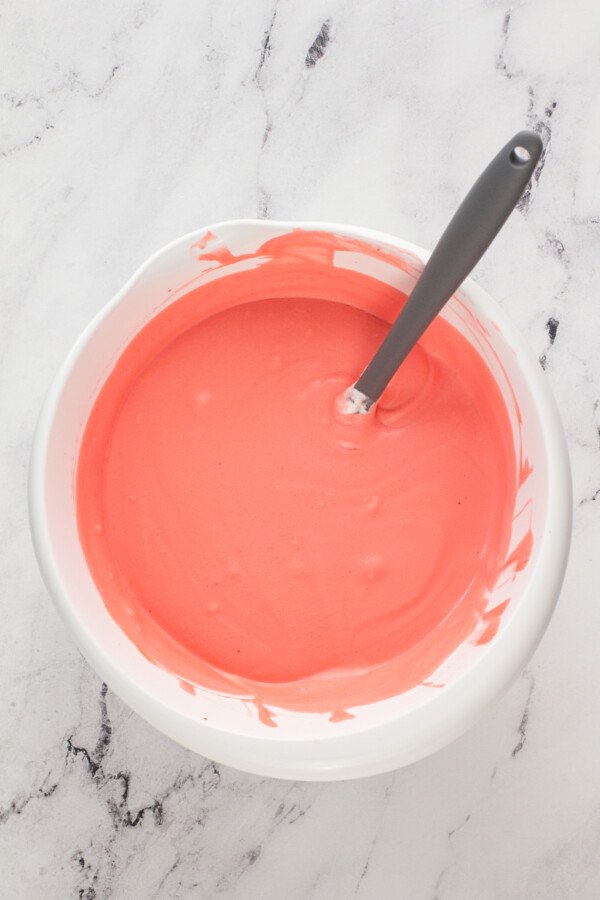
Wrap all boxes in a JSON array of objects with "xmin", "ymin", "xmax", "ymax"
[{"xmin": 2, "ymin": 1, "xmax": 600, "ymax": 897}]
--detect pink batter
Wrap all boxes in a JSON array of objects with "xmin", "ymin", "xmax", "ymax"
[{"xmin": 76, "ymin": 231, "xmax": 523, "ymax": 721}]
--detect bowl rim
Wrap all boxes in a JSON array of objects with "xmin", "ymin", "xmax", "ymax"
[{"xmin": 28, "ymin": 218, "xmax": 573, "ymax": 780}]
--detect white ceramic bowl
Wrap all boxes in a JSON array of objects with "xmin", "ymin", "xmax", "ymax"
[{"xmin": 29, "ymin": 220, "xmax": 572, "ymax": 780}]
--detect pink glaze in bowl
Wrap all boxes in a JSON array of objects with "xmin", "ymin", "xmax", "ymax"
[{"xmin": 29, "ymin": 220, "xmax": 572, "ymax": 780}]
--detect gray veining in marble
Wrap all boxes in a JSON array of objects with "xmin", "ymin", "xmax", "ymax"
[{"xmin": 2, "ymin": 1, "xmax": 600, "ymax": 897}]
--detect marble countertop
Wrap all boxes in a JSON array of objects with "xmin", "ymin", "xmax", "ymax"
[{"xmin": 2, "ymin": 1, "xmax": 599, "ymax": 897}]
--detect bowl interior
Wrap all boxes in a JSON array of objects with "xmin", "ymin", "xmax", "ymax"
[{"xmin": 35, "ymin": 221, "xmax": 551, "ymax": 741}]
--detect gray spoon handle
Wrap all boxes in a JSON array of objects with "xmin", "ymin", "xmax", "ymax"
[{"xmin": 354, "ymin": 130, "xmax": 543, "ymax": 405}]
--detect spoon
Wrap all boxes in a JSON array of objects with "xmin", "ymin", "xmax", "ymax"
[{"xmin": 342, "ymin": 130, "xmax": 543, "ymax": 414}]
